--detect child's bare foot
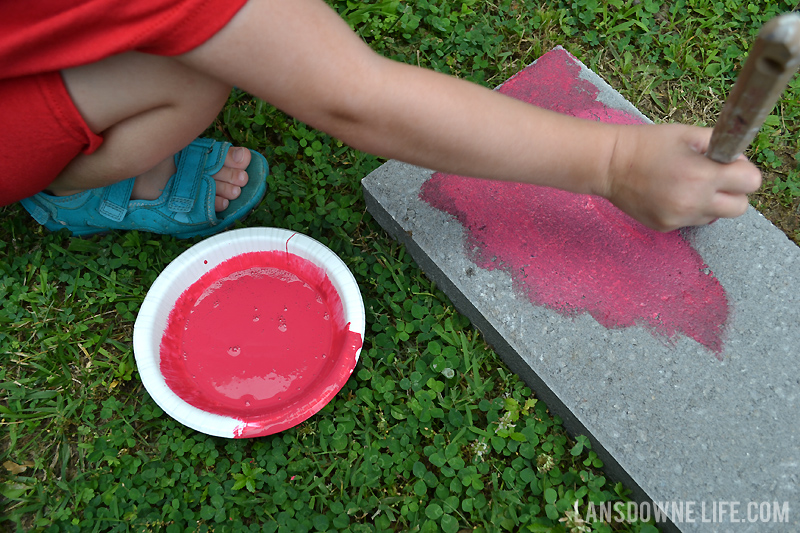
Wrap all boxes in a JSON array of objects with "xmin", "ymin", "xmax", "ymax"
[{"xmin": 131, "ymin": 146, "xmax": 252, "ymax": 212}]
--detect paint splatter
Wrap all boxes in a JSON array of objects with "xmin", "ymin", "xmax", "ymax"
[{"xmin": 420, "ymin": 48, "xmax": 728, "ymax": 356}]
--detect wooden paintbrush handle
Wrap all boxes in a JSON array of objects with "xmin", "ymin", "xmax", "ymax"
[{"xmin": 707, "ymin": 12, "xmax": 800, "ymax": 163}]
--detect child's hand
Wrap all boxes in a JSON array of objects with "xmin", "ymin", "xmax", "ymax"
[{"xmin": 600, "ymin": 124, "xmax": 762, "ymax": 232}]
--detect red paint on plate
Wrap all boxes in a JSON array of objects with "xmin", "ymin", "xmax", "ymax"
[
  {"xmin": 160, "ymin": 250, "xmax": 362, "ymax": 437},
  {"xmin": 419, "ymin": 48, "xmax": 729, "ymax": 356}
]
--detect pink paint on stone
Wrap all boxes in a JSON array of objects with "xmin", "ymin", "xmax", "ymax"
[{"xmin": 420, "ymin": 48, "xmax": 729, "ymax": 356}]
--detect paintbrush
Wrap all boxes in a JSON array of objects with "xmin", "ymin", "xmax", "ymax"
[{"xmin": 707, "ymin": 12, "xmax": 800, "ymax": 163}]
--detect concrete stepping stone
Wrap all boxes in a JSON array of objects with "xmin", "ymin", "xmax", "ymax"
[{"xmin": 362, "ymin": 47, "xmax": 800, "ymax": 532}]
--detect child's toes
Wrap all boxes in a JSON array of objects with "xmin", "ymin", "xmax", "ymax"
[
  {"xmin": 211, "ymin": 146, "xmax": 254, "ymax": 212},
  {"xmin": 232, "ymin": 168, "xmax": 249, "ymax": 186},
  {"xmin": 214, "ymin": 181, "xmax": 241, "ymax": 200},
  {"xmin": 213, "ymin": 166, "xmax": 249, "ymax": 187},
  {"xmin": 215, "ymin": 196, "xmax": 230, "ymax": 212},
  {"xmin": 226, "ymin": 147, "xmax": 252, "ymax": 169},
  {"xmin": 213, "ymin": 182, "xmax": 241, "ymax": 211}
]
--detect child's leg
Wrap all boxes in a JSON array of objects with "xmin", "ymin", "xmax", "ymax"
[{"xmin": 51, "ymin": 51, "xmax": 251, "ymax": 212}]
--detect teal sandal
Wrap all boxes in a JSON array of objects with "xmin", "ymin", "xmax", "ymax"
[{"xmin": 20, "ymin": 138, "xmax": 268, "ymax": 239}]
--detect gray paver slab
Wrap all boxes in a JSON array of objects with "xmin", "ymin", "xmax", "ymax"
[{"xmin": 361, "ymin": 47, "xmax": 800, "ymax": 532}]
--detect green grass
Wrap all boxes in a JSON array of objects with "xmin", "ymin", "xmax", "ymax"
[{"xmin": 3, "ymin": 0, "xmax": 800, "ymax": 531}]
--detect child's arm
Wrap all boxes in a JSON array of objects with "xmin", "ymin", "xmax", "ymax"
[{"xmin": 179, "ymin": 0, "xmax": 762, "ymax": 232}]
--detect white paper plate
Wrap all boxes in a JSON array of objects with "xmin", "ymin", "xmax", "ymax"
[{"xmin": 133, "ymin": 227, "xmax": 365, "ymax": 438}]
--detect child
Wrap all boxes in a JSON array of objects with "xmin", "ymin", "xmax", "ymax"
[{"xmin": 1, "ymin": 0, "xmax": 762, "ymax": 237}]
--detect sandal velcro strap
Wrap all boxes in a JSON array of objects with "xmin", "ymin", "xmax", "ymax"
[
  {"xmin": 23, "ymin": 191, "xmax": 93, "ymax": 225},
  {"xmin": 168, "ymin": 138, "xmax": 229, "ymax": 213},
  {"xmin": 25, "ymin": 198, "xmax": 51, "ymax": 225},
  {"xmin": 98, "ymin": 178, "xmax": 135, "ymax": 222}
]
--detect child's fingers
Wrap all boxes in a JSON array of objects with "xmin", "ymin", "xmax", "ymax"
[
  {"xmin": 716, "ymin": 159, "xmax": 762, "ymax": 195},
  {"xmin": 703, "ymin": 158, "xmax": 759, "ymax": 219},
  {"xmin": 686, "ymin": 127, "xmax": 762, "ymax": 195},
  {"xmin": 698, "ymin": 161, "xmax": 759, "ymax": 222},
  {"xmin": 709, "ymin": 191, "xmax": 751, "ymax": 219},
  {"xmin": 684, "ymin": 127, "xmax": 713, "ymax": 155},
  {"xmin": 684, "ymin": 126, "xmax": 761, "ymax": 191}
]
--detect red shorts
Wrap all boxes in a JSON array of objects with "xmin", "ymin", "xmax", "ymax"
[{"xmin": 0, "ymin": 0, "xmax": 247, "ymax": 206}]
